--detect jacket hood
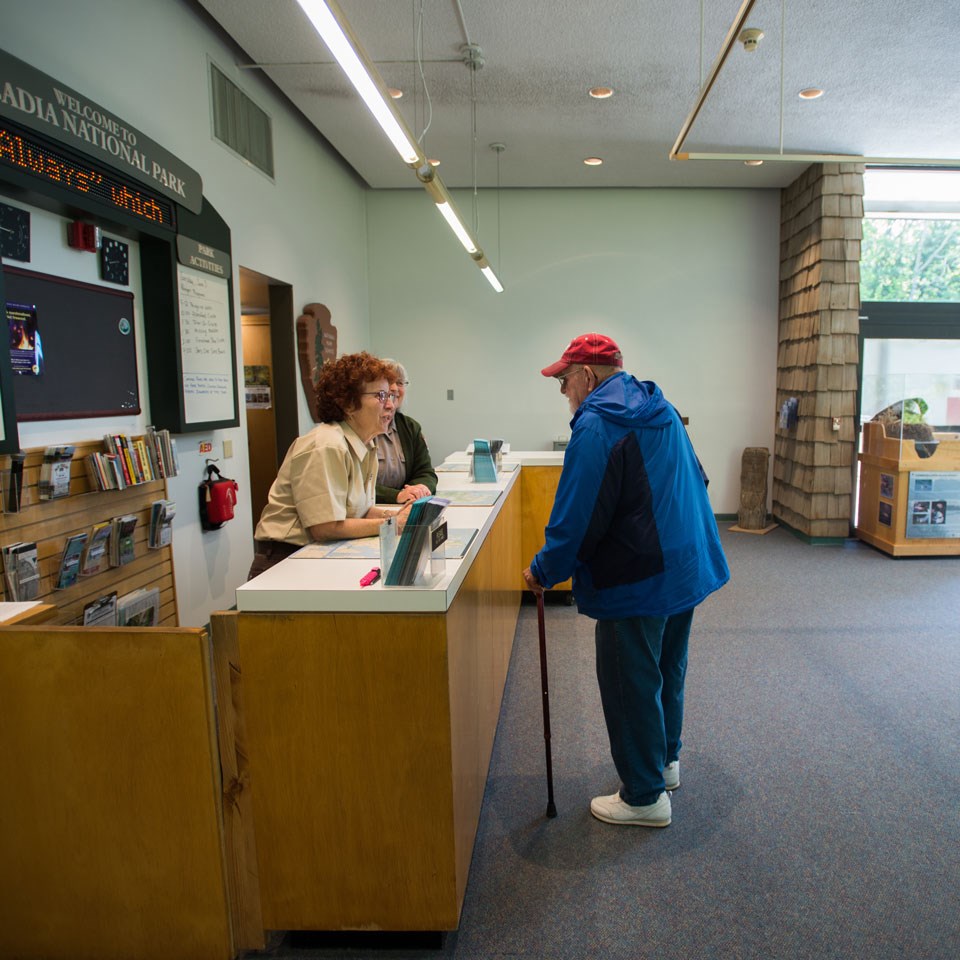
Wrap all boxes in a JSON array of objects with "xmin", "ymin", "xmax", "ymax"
[{"xmin": 572, "ymin": 372, "xmax": 673, "ymax": 429}]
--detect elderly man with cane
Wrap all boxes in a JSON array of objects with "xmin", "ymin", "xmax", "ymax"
[{"xmin": 522, "ymin": 333, "xmax": 729, "ymax": 827}]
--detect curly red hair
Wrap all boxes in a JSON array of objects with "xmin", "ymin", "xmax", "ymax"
[{"xmin": 315, "ymin": 352, "xmax": 394, "ymax": 423}]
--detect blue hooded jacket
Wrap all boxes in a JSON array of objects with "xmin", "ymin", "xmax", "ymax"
[{"xmin": 530, "ymin": 372, "xmax": 729, "ymax": 619}]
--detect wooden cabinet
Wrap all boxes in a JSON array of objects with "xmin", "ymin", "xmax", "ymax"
[{"xmin": 855, "ymin": 421, "xmax": 960, "ymax": 556}]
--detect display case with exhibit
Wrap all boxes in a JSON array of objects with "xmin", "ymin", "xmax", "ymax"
[{"xmin": 856, "ymin": 374, "xmax": 960, "ymax": 556}]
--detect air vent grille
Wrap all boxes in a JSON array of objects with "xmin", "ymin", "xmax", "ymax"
[{"xmin": 211, "ymin": 64, "xmax": 274, "ymax": 178}]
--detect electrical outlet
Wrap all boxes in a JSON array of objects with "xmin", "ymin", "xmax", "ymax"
[{"xmin": 831, "ymin": 417, "xmax": 841, "ymax": 432}]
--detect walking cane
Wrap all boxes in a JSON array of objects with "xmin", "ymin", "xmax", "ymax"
[{"xmin": 536, "ymin": 591, "xmax": 558, "ymax": 818}]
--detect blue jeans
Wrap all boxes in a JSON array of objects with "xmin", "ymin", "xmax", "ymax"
[{"xmin": 594, "ymin": 609, "xmax": 694, "ymax": 806}]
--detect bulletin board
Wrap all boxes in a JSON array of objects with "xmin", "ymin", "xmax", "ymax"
[{"xmin": 3, "ymin": 265, "xmax": 139, "ymax": 420}]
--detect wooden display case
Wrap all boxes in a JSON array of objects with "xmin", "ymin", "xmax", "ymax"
[{"xmin": 855, "ymin": 421, "xmax": 960, "ymax": 556}]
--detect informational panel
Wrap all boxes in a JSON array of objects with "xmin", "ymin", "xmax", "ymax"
[
  {"xmin": 906, "ymin": 471, "xmax": 960, "ymax": 538},
  {"xmin": 3, "ymin": 266, "xmax": 138, "ymax": 420},
  {"xmin": 177, "ymin": 263, "xmax": 234, "ymax": 426}
]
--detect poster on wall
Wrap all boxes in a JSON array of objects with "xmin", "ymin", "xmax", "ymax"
[
  {"xmin": 7, "ymin": 301, "xmax": 40, "ymax": 375},
  {"xmin": 177, "ymin": 263, "xmax": 234, "ymax": 426},
  {"xmin": 906, "ymin": 472, "xmax": 960, "ymax": 539}
]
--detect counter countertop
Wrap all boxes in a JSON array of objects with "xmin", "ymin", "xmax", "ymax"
[{"xmin": 236, "ymin": 468, "xmax": 519, "ymax": 614}]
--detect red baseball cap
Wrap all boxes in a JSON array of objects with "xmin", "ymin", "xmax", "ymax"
[{"xmin": 541, "ymin": 333, "xmax": 623, "ymax": 377}]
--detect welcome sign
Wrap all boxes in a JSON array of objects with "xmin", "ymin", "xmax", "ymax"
[{"xmin": 0, "ymin": 48, "xmax": 202, "ymax": 213}]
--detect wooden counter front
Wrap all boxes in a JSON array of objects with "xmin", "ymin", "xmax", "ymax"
[
  {"xmin": 213, "ymin": 477, "xmax": 521, "ymax": 935},
  {"xmin": 0, "ymin": 626, "xmax": 232, "ymax": 960}
]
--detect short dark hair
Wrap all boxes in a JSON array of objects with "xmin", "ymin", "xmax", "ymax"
[{"xmin": 315, "ymin": 352, "xmax": 393, "ymax": 423}]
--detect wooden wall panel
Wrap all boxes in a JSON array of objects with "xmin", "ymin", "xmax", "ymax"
[{"xmin": 0, "ymin": 627, "xmax": 231, "ymax": 960}]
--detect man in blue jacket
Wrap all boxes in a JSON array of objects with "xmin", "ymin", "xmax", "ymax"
[{"xmin": 523, "ymin": 333, "xmax": 729, "ymax": 828}]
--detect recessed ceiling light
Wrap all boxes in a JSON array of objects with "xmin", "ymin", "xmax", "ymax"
[
  {"xmin": 798, "ymin": 87, "xmax": 824, "ymax": 99},
  {"xmin": 744, "ymin": 159, "xmax": 764, "ymax": 166},
  {"xmin": 583, "ymin": 157, "xmax": 603, "ymax": 166},
  {"xmin": 589, "ymin": 87, "xmax": 614, "ymax": 99},
  {"xmin": 387, "ymin": 87, "xmax": 403, "ymax": 99},
  {"xmin": 428, "ymin": 158, "xmax": 440, "ymax": 167}
]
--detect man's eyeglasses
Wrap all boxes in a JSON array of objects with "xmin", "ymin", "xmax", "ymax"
[
  {"xmin": 363, "ymin": 390, "xmax": 399, "ymax": 404},
  {"xmin": 557, "ymin": 368, "xmax": 585, "ymax": 389}
]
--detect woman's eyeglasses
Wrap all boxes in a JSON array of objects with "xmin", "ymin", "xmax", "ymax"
[{"xmin": 363, "ymin": 390, "xmax": 399, "ymax": 404}]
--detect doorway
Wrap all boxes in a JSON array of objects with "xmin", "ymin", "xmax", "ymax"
[{"xmin": 239, "ymin": 266, "xmax": 299, "ymax": 533}]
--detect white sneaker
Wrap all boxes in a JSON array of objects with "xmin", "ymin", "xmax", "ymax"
[
  {"xmin": 590, "ymin": 790, "xmax": 671, "ymax": 827},
  {"xmin": 664, "ymin": 761, "xmax": 680, "ymax": 791}
]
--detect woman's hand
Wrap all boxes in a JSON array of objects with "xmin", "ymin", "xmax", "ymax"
[{"xmin": 398, "ymin": 483, "xmax": 432, "ymax": 502}]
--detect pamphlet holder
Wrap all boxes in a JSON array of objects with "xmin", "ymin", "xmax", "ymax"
[
  {"xmin": 380, "ymin": 516, "xmax": 447, "ymax": 587},
  {"xmin": 0, "ymin": 468, "xmax": 23, "ymax": 513},
  {"xmin": 469, "ymin": 438, "xmax": 502, "ymax": 483}
]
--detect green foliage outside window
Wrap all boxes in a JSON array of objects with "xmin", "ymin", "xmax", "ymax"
[{"xmin": 861, "ymin": 219, "xmax": 960, "ymax": 302}]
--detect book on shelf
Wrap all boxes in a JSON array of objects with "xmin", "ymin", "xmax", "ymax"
[
  {"xmin": 83, "ymin": 591, "xmax": 118, "ymax": 627},
  {"xmin": 79, "ymin": 521, "xmax": 113, "ymax": 577},
  {"xmin": 117, "ymin": 586, "xmax": 161, "ymax": 627},
  {"xmin": 55, "ymin": 532, "xmax": 88, "ymax": 589},
  {"xmin": 149, "ymin": 499, "xmax": 176, "ymax": 548},
  {"xmin": 2, "ymin": 541, "xmax": 40, "ymax": 601},
  {"xmin": 109, "ymin": 514, "xmax": 138, "ymax": 567},
  {"xmin": 145, "ymin": 426, "xmax": 179, "ymax": 479},
  {"xmin": 38, "ymin": 444, "xmax": 76, "ymax": 500}
]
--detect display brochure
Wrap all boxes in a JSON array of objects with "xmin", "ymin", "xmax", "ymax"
[
  {"xmin": 109, "ymin": 514, "xmax": 138, "ymax": 567},
  {"xmin": 436, "ymin": 460, "xmax": 518, "ymax": 472},
  {"xmin": 906, "ymin": 471, "xmax": 960, "ymax": 539},
  {"xmin": 149, "ymin": 499, "xmax": 176, "ymax": 548},
  {"xmin": 292, "ymin": 527, "xmax": 478, "ymax": 561},
  {"xmin": 39, "ymin": 444, "xmax": 76, "ymax": 500},
  {"xmin": 79, "ymin": 522, "xmax": 112, "ymax": 576},
  {"xmin": 439, "ymin": 488, "xmax": 502, "ymax": 506},
  {"xmin": 83, "ymin": 591, "xmax": 118, "ymax": 627},
  {"xmin": 55, "ymin": 532, "xmax": 88, "ymax": 589},
  {"xmin": 116, "ymin": 586, "xmax": 161, "ymax": 626},
  {"xmin": 2, "ymin": 540, "xmax": 39, "ymax": 600},
  {"xmin": 383, "ymin": 496, "xmax": 450, "ymax": 586},
  {"xmin": 470, "ymin": 438, "xmax": 499, "ymax": 482}
]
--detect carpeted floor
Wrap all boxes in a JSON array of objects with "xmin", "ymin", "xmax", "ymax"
[{"xmin": 253, "ymin": 526, "xmax": 960, "ymax": 960}]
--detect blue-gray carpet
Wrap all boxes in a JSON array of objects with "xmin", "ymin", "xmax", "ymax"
[{"xmin": 254, "ymin": 526, "xmax": 960, "ymax": 959}]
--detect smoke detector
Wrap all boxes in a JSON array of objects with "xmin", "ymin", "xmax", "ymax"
[{"xmin": 738, "ymin": 28, "xmax": 764, "ymax": 52}]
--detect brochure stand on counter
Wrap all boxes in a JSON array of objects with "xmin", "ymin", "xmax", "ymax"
[
  {"xmin": 470, "ymin": 438, "xmax": 503, "ymax": 482},
  {"xmin": 380, "ymin": 496, "xmax": 450, "ymax": 586}
]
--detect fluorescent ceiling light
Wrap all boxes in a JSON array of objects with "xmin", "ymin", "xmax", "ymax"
[
  {"xmin": 480, "ymin": 265, "xmax": 504, "ymax": 293},
  {"xmin": 295, "ymin": 0, "xmax": 422, "ymax": 165},
  {"xmin": 435, "ymin": 201, "xmax": 478, "ymax": 254}
]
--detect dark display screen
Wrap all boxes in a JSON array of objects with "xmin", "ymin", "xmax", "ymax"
[{"xmin": 0, "ymin": 121, "xmax": 176, "ymax": 230}]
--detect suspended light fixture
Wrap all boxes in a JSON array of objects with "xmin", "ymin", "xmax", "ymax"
[{"xmin": 294, "ymin": 0, "xmax": 503, "ymax": 291}]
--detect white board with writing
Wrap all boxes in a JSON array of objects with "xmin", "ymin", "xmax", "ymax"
[{"xmin": 177, "ymin": 264, "xmax": 234, "ymax": 425}]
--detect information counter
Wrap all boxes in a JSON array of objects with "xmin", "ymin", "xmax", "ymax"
[
  {"xmin": 214, "ymin": 468, "xmax": 523, "ymax": 940},
  {"xmin": 440, "ymin": 450, "xmax": 570, "ymax": 591}
]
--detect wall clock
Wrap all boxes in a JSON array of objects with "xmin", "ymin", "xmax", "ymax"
[
  {"xmin": 0, "ymin": 201, "xmax": 31, "ymax": 262},
  {"xmin": 100, "ymin": 236, "xmax": 130, "ymax": 285}
]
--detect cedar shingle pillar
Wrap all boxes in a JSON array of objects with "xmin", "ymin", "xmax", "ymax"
[{"xmin": 773, "ymin": 163, "xmax": 864, "ymax": 538}]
